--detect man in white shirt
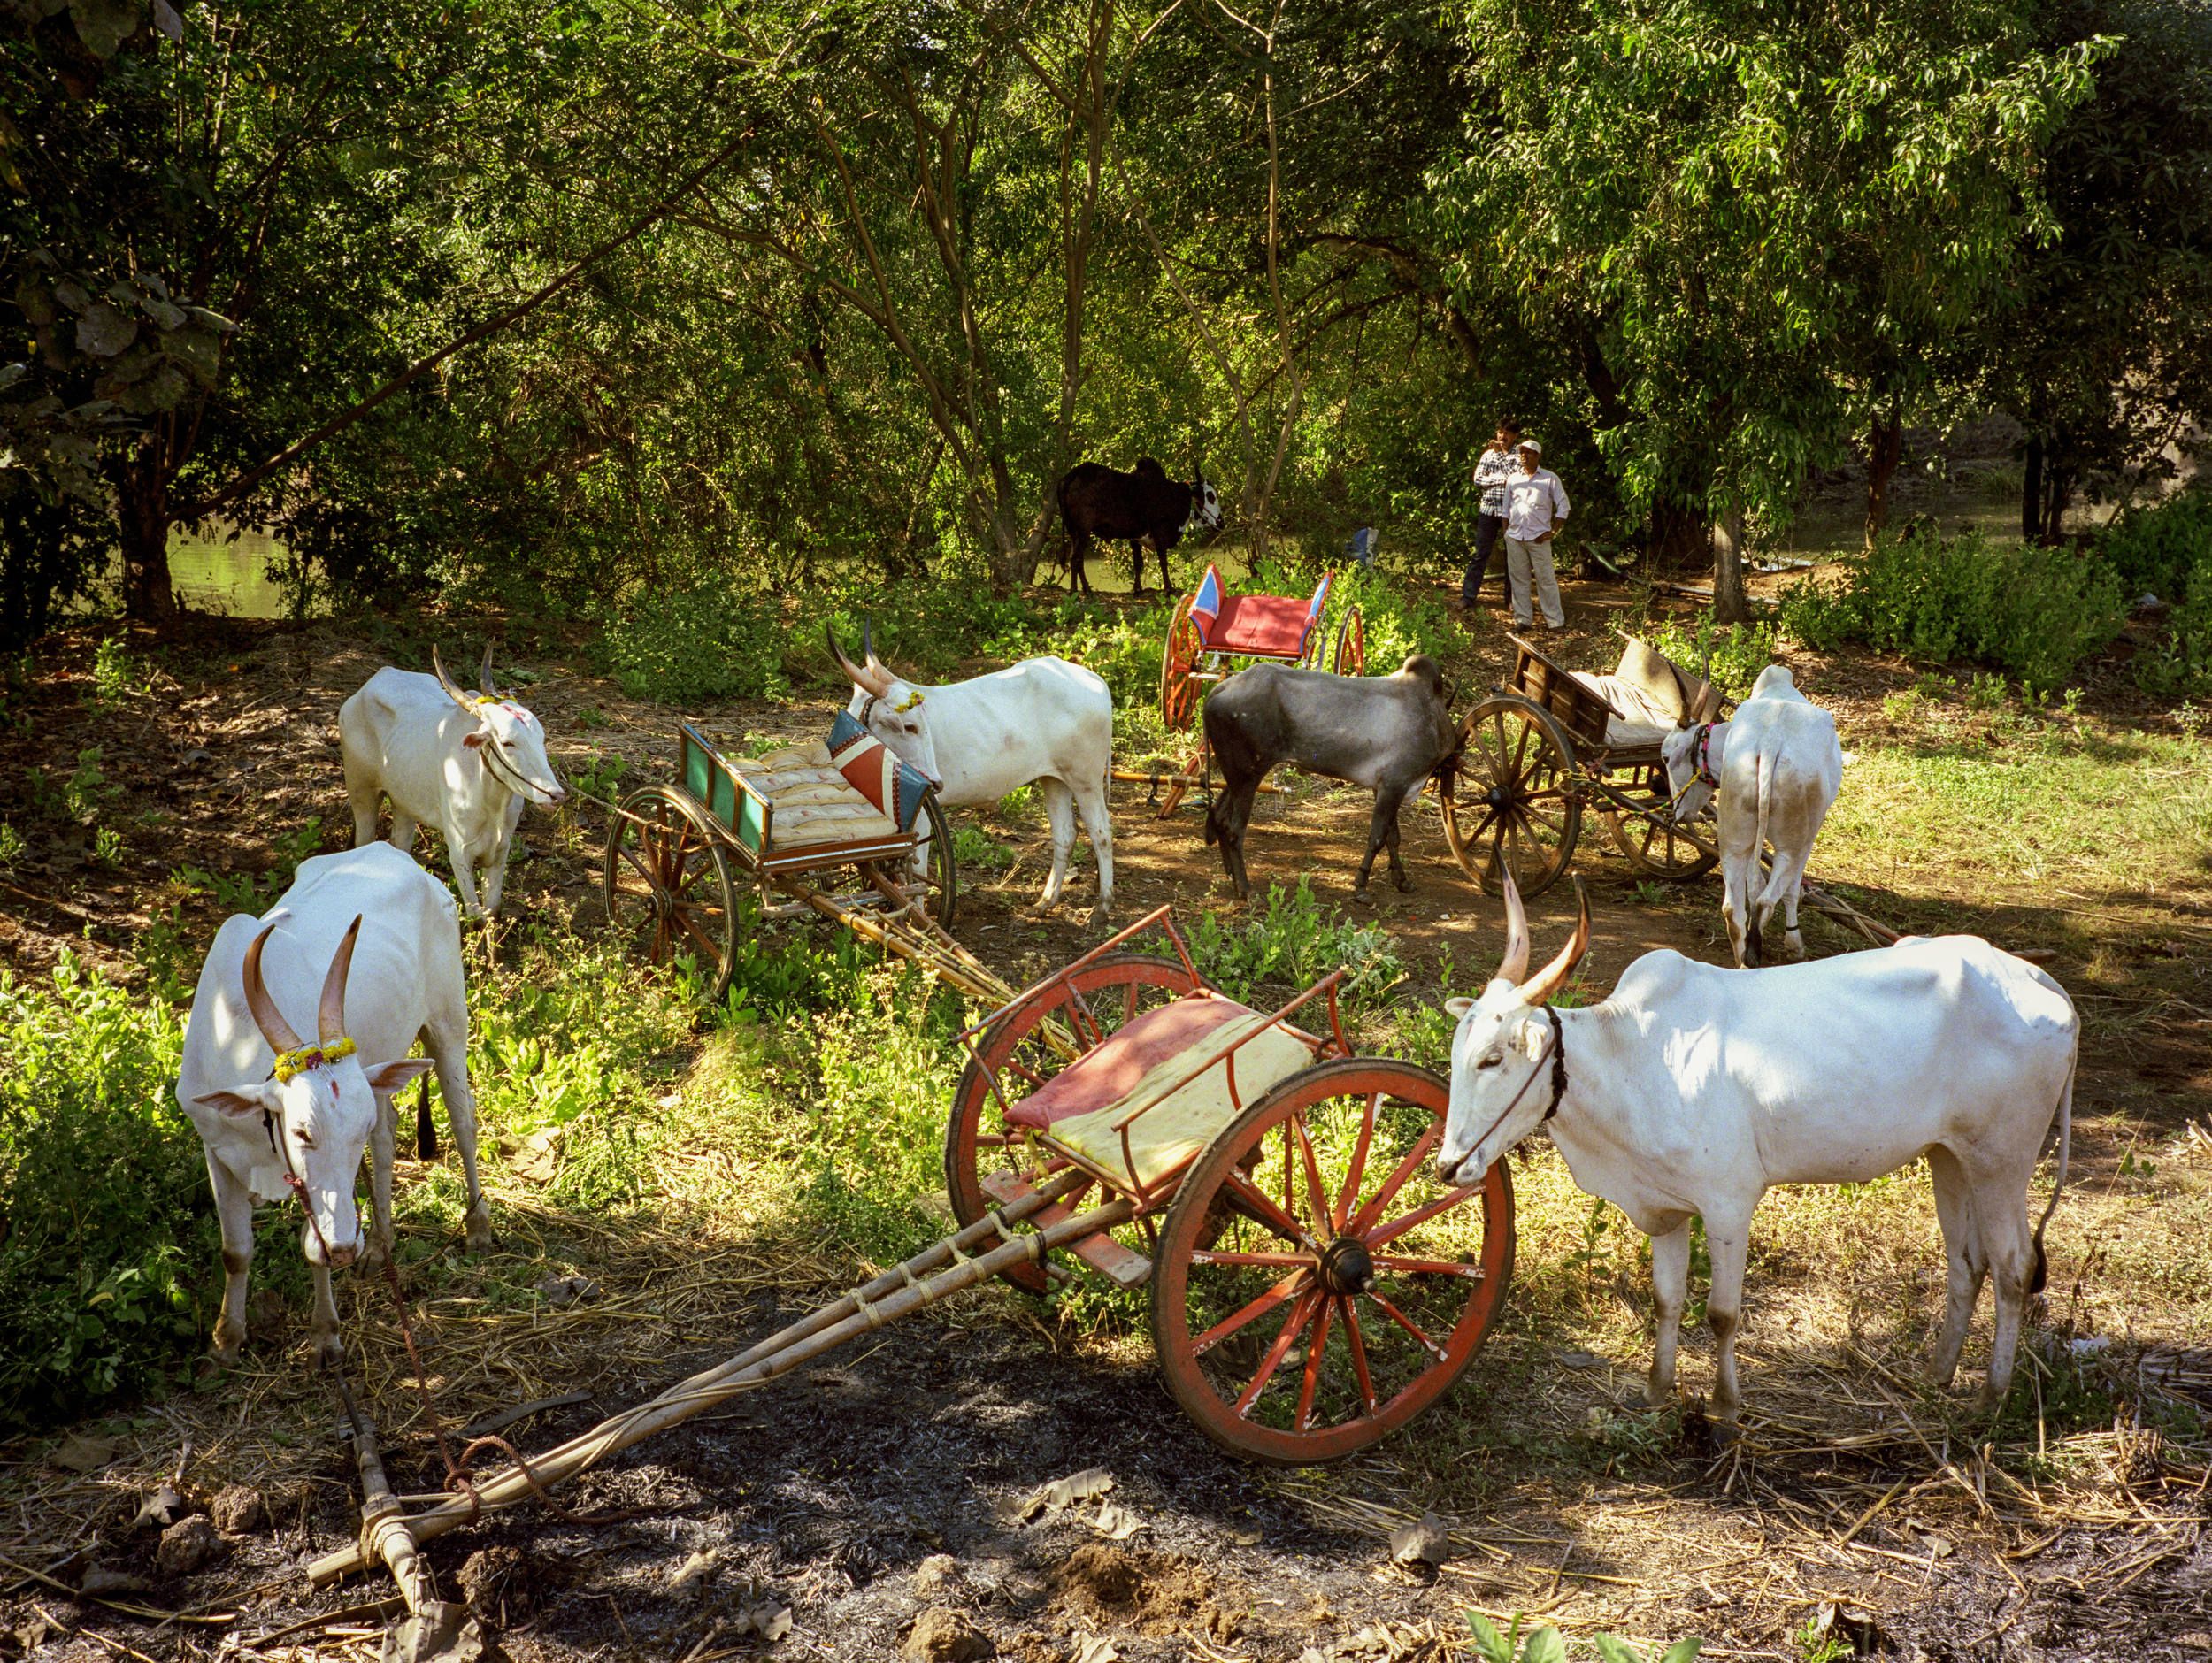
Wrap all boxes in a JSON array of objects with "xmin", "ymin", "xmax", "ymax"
[{"xmin": 1503, "ymin": 440, "xmax": 1570, "ymax": 631}]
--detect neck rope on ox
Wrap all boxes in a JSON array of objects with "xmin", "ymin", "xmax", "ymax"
[
  {"xmin": 1450, "ymin": 1006, "xmax": 1571, "ymax": 1183},
  {"xmin": 472, "ymin": 718, "xmax": 552, "ymax": 800},
  {"xmin": 1665, "ymin": 723, "xmax": 1722, "ymax": 818}
]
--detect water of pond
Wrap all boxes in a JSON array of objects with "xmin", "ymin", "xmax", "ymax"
[{"xmin": 168, "ymin": 525, "xmax": 293, "ymax": 618}]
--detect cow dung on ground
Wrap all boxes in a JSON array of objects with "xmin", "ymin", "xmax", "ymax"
[
  {"xmin": 155, "ymin": 1516, "xmax": 219, "ymax": 1578},
  {"xmin": 211, "ymin": 1484, "xmax": 265, "ymax": 1536},
  {"xmin": 902, "ymin": 1606, "xmax": 991, "ymax": 1663},
  {"xmin": 1046, "ymin": 1546, "xmax": 1237, "ymax": 1640}
]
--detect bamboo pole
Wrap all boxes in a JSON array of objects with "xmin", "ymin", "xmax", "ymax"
[
  {"xmin": 331, "ymin": 1373, "xmax": 442, "ymax": 1617},
  {"xmin": 309, "ymin": 1175, "xmax": 1123, "ymax": 1587}
]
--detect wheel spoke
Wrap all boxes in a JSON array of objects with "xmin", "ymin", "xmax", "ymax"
[
  {"xmin": 1364, "ymin": 1182, "xmax": 1481, "ymax": 1251},
  {"xmin": 1294, "ymin": 1296, "xmax": 1334, "ymax": 1432},
  {"xmin": 1234, "ymin": 1290, "xmax": 1320, "ymax": 1415},
  {"xmin": 1346, "ymin": 1119, "xmax": 1444, "ymax": 1237},
  {"xmin": 1333, "ymin": 1092, "xmax": 1380, "ymax": 1230},
  {"xmin": 1194, "ymin": 1268, "xmax": 1310, "ymax": 1356},
  {"xmin": 1366, "ymin": 1290, "xmax": 1448, "ymax": 1363},
  {"xmin": 1221, "ymin": 1169, "xmax": 1309, "ymax": 1246},
  {"xmin": 1372, "ymin": 1254, "xmax": 1488, "ymax": 1279},
  {"xmin": 1291, "ymin": 1115, "xmax": 1333, "ymax": 1228},
  {"xmin": 675, "ymin": 906, "xmax": 724, "ymax": 963},
  {"xmin": 1188, "ymin": 1249, "xmax": 1313, "ymax": 1268},
  {"xmin": 1340, "ymin": 1295, "xmax": 1379, "ymax": 1414}
]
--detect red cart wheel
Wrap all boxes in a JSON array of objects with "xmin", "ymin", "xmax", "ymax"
[
  {"xmin": 1332, "ymin": 606, "xmax": 1366, "ymax": 678},
  {"xmin": 1150, "ymin": 1058, "xmax": 1514, "ymax": 1464},
  {"xmin": 1161, "ymin": 593, "xmax": 1203, "ymax": 732},
  {"xmin": 943, "ymin": 951, "xmax": 1200, "ymax": 1293},
  {"xmin": 603, "ymin": 785, "xmax": 741, "ymax": 1005},
  {"xmin": 1439, "ymin": 695, "xmax": 1581, "ymax": 898}
]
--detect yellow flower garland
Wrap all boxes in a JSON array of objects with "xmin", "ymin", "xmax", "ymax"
[{"xmin": 273, "ymin": 1037, "xmax": 357, "ymax": 1083}]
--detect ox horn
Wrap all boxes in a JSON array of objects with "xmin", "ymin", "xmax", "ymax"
[
  {"xmin": 1497, "ymin": 870, "xmax": 1532, "ymax": 986},
  {"xmin": 1519, "ymin": 877, "xmax": 1592, "ymax": 1008},
  {"xmin": 242, "ymin": 923, "xmax": 305, "ymax": 1055},
  {"xmin": 319, "ymin": 916, "xmax": 363, "ymax": 1044},
  {"xmin": 432, "ymin": 646, "xmax": 479, "ymax": 714},
  {"xmin": 862, "ymin": 620, "xmax": 893, "ymax": 680},
  {"xmin": 478, "ymin": 643, "xmax": 501, "ymax": 699},
  {"xmin": 826, "ymin": 625, "xmax": 891, "ymax": 697}
]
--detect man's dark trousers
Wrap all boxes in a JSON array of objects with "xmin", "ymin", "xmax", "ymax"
[{"xmin": 1463, "ymin": 513, "xmax": 1515, "ymax": 608}]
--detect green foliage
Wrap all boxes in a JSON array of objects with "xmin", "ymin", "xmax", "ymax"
[
  {"xmin": 0, "ymin": 823, "xmax": 22, "ymax": 867},
  {"xmin": 1792, "ymin": 1616, "xmax": 1852, "ymax": 1663},
  {"xmin": 2101, "ymin": 486, "xmax": 2212, "ymax": 699},
  {"xmin": 597, "ymin": 583, "xmax": 795, "ymax": 707},
  {"xmin": 1778, "ymin": 525, "xmax": 2126, "ymax": 696},
  {"xmin": 0, "ymin": 954, "xmax": 204, "ymax": 1424},
  {"xmin": 951, "ymin": 824, "xmax": 1013, "ymax": 873},
  {"xmin": 1645, "ymin": 616, "xmax": 1778, "ymax": 699},
  {"xmin": 91, "ymin": 637, "xmax": 144, "ymax": 706},
  {"xmin": 1181, "ymin": 880, "xmax": 1407, "ymax": 1013},
  {"xmin": 175, "ymin": 818, "xmax": 328, "ymax": 916},
  {"xmin": 1465, "ymin": 1610, "xmax": 1701, "ymax": 1663}
]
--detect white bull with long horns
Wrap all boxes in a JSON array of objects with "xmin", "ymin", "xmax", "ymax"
[
  {"xmin": 1434, "ymin": 876, "xmax": 2076, "ymax": 1423},
  {"xmin": 830, "ymin": 625, "xmax": 1116, "ymax": 925},
  {"xmin": 340, "ymin": 646, "xmax": 565, "ymax": 918},
  {"xmin": 175, "ymin": 842, "xmax": 492, "ymax": 1366}
]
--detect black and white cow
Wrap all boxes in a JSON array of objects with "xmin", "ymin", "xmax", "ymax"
[{"xmin": 1055, "ymin": 458, "xmax": 1222, "ymax": 596}]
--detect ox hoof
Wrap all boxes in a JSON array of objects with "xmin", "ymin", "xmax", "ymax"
[
  {"xmin": 206, "ymin": 1336, "xmax": 243, "ymax": 1371},
  {"xmin": 308, "ymin": 1335, "xmax": 346, "ymax": 1372},
  {"xmin": 1350, "ymin": 886, "xmax": 1376, "ymax": 907},
  {"xmin": 464, "ymin": 1206, "xmax": 495, "ymax": 1255}
]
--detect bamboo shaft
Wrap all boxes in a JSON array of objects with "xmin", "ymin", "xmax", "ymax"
[
  {"xmin": 334, "ymin": 1374, "xmax": 439, "ymax": 1615},
  {"xmin": 308, "ymin": 1176, "xmax": 1122, "ymax": 1587}
]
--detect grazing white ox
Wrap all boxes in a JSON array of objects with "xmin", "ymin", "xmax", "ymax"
[
  {"xmin": 176, "ymin": 843, "xmax": 493, "ymax": 1366},
  {"xmin": 1660, "ymin": 664, "xmax": 1842, "ymax": 965},
  {"xmin": 830, "ymin": 626, "xmax": 1115, "ymax": 925},
  {"xmin": 340, "ymin": 647, "xmax": 565, "ymax": 918},
  {"xmin": 1434, "ymin": 877, "xmax": 2077, "ymax": 1422}
]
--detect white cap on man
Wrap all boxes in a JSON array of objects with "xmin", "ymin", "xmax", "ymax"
[{"xmin": 1518, "ymin": 439, "xmax": 1542, "ymax": 456}]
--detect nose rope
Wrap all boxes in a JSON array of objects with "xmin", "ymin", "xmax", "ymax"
[
  {"xmin": 1663, "ymin": 723, "xmax": 1720, "ymax": 818},
  {"xmin": 1445, "ymin": 1010, "xmax": 1569, "ymax": 1184}
]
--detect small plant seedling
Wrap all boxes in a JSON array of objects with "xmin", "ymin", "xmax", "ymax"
[
  {"xmin": 1967, "ymin": 671, "xmax": 2008, "ymax": 711},
  {"xmin": 1633, "ymin": 879, "xmax": 1669, "ymax": 908},
  {"xmin": 951, "ymin": 824, "xmax": 1012, "ymax": 872},
  {"xmin": 576, "ymin": 705, "xmax": 611, "ymax": 729},
  {"xmin": 91, "ymin": 638, "xmax": 143, "ymax": 706},
  {"xmin": 1792, "ymin": 1614, "xmax": 1851, "ymax": 1663},
  {"xmin": 94, "ymin": 827, "xmax": 125, "ymax": 866},
  {"xmin": 0, "ymin": 822, "xmax": 23, "ymax": 866},
  {"xmin": 1879, "ymin": 687, "xmax": 1921, "ymax": 724}
]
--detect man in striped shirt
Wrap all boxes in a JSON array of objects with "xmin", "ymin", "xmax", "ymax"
[{"xmin": 1459, "ymin": 420, "xmax": 1520, "ymax": 612}]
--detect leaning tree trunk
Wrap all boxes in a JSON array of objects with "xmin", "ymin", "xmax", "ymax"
[
  {"xmin": 1864, "ymin": 404, "xmax": 1903, "ymax": 550},
  {"xmin": 2022, "ymin": 433, "xmax": 2044, "ymax": 544},
  {"xmin": 115, "ymin": 440, "xmax": 178, "ymax": 622},
  {"xmin": 1710, "ymin": 506, "xmax": 1749, "ymax": 626},
  {"xmin": 1647, "ymin": 499, "xmax": 1708, "ymax": 571}
]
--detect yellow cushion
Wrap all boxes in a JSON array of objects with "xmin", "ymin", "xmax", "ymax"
[{"xmin": 1041, "ymin": 1015, "xmax": 1317, "ymax": 1190}]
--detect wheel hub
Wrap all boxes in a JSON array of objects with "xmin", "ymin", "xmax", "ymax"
[
  {"xmin": 1485, "ymin": 786, "xmax": 1508, "ymax": 809},
  {"xmin": 1318, "ymin": 1235, "xmax": 1374, "ymax": 1296}
]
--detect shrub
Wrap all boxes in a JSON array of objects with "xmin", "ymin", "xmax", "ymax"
[
  {"xmin": 1778, "ymin": 525, "xmax": 2126, "ymax": 697},
  {"xmin": 1180, "ymin": 879, "xmax": 1407, "ymax": 1013},
  {"xmin": 2103, "ymin": 486, "xmax": 2212, "ymax": 699},
  {"xmin": 1645, "ymin": 616, "xmax": 1778, "ymax": 699},
  {"xmin": 0, "ymin": 954, "xmax": 207, "ymax": 1424},
  {"xmin": 596, "ymin": 581, "xmax": 794, "ymax": 706}
]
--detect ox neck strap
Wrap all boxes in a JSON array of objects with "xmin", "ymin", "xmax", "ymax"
[
  {"xmin": 1694, "ymin": 723, "xmax": 1721, "ymax": 788},
  {"xmin": 1542, "ymin": 1006, "xmax": 1568, "ymax": 1122}
]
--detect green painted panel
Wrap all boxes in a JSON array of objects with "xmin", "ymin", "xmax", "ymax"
[
  {"xmin": 736, "ymin": 785, "xmax": 767, "ymax": 855},
  {"xmin": 710, "ymin": 763, "xmax": 738, "ymax": 831}
]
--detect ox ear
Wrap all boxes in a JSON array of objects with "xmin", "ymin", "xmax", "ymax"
[
  {"xmin": 462, "ymin": 730, "xmax": 488, "ymax": 749},
  {"xmin": 1443, "ymin": 996, "xmax": 1474, "ymax": 1018},
  {"xmin": 196, "ymin": 1087, "xmax": 271, "ymax": 1118},
  {"xmin": 364, "ymin": 1059, "xmax": 434, "ymax": 1094}
]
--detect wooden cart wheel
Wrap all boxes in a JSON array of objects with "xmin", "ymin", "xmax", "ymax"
[
  {"xmin": 1601, "ymin": 758, "xmax": 1717, "ymax": 879},
  {"xmin": 1151, "ymin": 1057, "xmax": 1515, "ymax": 1465},
  {"xmin": 1332, "ymin": 606, "xmax": 1366, "ymax": 678},
  {"xmin": 943, "ymin": 951, "xmax": 1199, "ymax": 1293},
  {"xmin": 1160, "ymin": 592, "xmax": 1203, "ymax": 732},
  {"xmin": 1440, "ymin": 695, "xmax": 1582, "ymax": 898},
  {"xmin": 914, "ymin": 793, "xmax": 959, "ymax": 928},
  {"xmin": 603, "ymin": 785, "xmax": 741, "ymax": 1005}
]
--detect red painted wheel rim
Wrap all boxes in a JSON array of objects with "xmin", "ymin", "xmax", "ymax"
[
  {"xmin": 942, "ymin": 953, "xmax": 1200, "ymax": 1293},
  {"xmin": 1150, "ymin": 1059, "xmax": 1514, "ymax": 1465}
]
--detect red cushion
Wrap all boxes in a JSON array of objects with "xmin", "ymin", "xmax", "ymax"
[
  {"xmin": 1209, "ymin": 594, "xmax": 1315, "ymax": 657},
  {"xmin": 1002, "ymin": 996, "xmax": 1258, "ymax": 1130}
]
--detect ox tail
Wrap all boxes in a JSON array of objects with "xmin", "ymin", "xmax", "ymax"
[
  {"xmin": 1745, "ymin": 745, "xmax": 1777, "ymax": 965},
  {"xmin": 2029, "ymin": 1061, "xmax": 2075, "ymax": 1297},
  {"xmin": 416, "ymin": 1077, "xmax": 439, "ymax": 1161}
]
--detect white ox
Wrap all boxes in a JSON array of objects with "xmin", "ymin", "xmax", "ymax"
[
  {"xmin": 340, "ymin": 647, "xmax": 565, "ymax": 918},
  {"xmin": 1434, "ymin": 877, "xmax": 2077, "ymax": 1422},
  {"xmin": 176, "ymin": 843, "xmax": 492, "ymax": 1366},
  {"xmin": 1661, "ymin": 664, "xmax": 1842, "ymax": 966},
  {"xmin": 831, "ymin": 626, "xmax": 1115, "ymax": 925}
]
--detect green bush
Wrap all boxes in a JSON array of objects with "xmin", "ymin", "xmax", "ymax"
[
  {"xmin": 597, "ymin": 581, "xmax": 794, "ymax": 705},
  {"xmin": 1180, "ymin": 879, "xmax": 1407, "ymax": 1013},
  {"xmin": 2101, "ymin": 487, "xmax": 2212, "ymax": 698},
  {"xmin": 0, "ymin": 954, "xmax": 207, "ymax": 1424},
  {"xmin": 1778, "ymin": 525, "xmax": 2126, "ymax": 697},
  {"xmin": 1645, "ymin": 616, "xmax": 1778, "ymax": 699}
]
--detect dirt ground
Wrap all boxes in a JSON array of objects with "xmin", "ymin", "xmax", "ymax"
[{"xmin": 3, "ymin": 568, "xmax": 2209, "ymax": 1663}]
